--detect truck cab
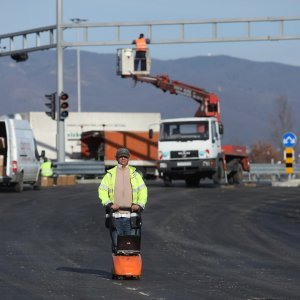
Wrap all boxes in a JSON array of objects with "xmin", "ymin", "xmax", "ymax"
[{"xmin": 157, "ymin": 117, "xmax": 224, "ymax": 186}]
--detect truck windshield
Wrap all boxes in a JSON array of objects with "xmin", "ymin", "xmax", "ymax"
[{"xmin": 160, "ymin": 121, "xmax": 209, "ymax": 141}]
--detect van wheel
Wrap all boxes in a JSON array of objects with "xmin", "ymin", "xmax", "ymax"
[{"xmin": 14, "ymin": 174, "xmax": 24, "ymax": 192}]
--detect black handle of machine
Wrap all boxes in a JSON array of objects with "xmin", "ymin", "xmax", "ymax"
[
  {"xmin": 113, "ymin": 206, "xmax": 142, "ymax": 213},
  {"xmin": 118, "ymin": 206, "xmax": 132, "ymax": 211}
]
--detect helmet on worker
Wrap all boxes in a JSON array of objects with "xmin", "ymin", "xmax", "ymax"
[{"xmin": 116, "ymin": 148, "xmax": 130, "ymax": 159}]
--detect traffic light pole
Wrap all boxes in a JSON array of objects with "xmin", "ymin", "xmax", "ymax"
[{"xmin": 57, "ymin": 0, "xmax": 65, "ymax": 162}]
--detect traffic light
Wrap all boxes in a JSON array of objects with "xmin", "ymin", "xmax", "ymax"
[
  {"xmin": 59, "ymin": 92, "xmax": 69, "ymax": 121},
  {"xmin": 45, "ymin": 93, "xmax": 56, "ymax": 120}
]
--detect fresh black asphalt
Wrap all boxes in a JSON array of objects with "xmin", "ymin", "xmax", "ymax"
[{"xmin": 0, "ymin": 181, "xmax": 299, "ymax": 299}]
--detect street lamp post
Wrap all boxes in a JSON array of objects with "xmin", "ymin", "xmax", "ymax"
[{"xmin": 70, "ymin": 18, "xmax": 88, "ymax": 113}]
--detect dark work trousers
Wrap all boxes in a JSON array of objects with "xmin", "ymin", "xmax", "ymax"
[{"xmin": 134, "ymin": 51, "xmax": 147, "ymax": 71}]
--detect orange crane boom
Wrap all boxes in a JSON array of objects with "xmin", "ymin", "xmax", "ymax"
[{"xmin": 132, "ymin": 74, "xmax": 221, "ymax": 122}]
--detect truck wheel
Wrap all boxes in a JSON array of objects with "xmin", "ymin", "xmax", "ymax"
[
  {"xmin": 212, "ymin": 161, "xmax": 224, "ymax": 185},
  {"xmin": 185, "ymin": 176, "xmax": 200, "ymax": 187},
  {"xmin": 233, "ymin": 164, "xmax": 243, "ymax": 184},
  {"xmin": 14, "ymin": 173, "xmax": 24, "ymax": 192}
]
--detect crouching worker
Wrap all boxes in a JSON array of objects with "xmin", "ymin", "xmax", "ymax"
[
  {"xmin": 98, "ymin": 148, "xmax": 147, "ymax": 253},
  {"xmin": 40, "ymin": 157, "xmax": 57, "ymax": 185}
]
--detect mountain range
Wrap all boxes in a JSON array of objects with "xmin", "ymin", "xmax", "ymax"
[{"xmin": 0, "ymin": 50, "xmax": 299, "ymax": 147}]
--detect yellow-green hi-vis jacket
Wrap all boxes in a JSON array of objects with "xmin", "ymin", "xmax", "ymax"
[
  {"xmin": 98, "ymin": 166, "xmax": 148, "ymax": 209},
  {"xmin": 41, "ymin": 161, "xmax": 53, "ymax": 177}
]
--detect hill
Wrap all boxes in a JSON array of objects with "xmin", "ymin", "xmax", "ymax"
[{"xmin": 0, "ymin": 50, "xmax": 299, "ymax": 146}]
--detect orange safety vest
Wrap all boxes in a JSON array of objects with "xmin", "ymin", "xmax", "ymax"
[{"xmin": 135, "ymin": 38, "xmax": 147, "ymax": 51}]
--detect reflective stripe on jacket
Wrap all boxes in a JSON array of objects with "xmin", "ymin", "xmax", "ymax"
[
  {"xmin": 41, "ymin": 161, "xmax": 53, "ymax": 177},
  {"xmin": 135, "ymin": 38, "xmax": 147, "ymax": 51},
  {"xmin": 98, "ymin": 166, "xmax": 147, "ymax": 209}
]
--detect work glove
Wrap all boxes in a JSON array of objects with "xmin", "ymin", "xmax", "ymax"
[
  {"xmin": 131, "ymin": 204, "xmax": 142, "ymax": 212},
  {"xmin": 105, "ymin": 203, "xmax": 113, "ymax": 213}
]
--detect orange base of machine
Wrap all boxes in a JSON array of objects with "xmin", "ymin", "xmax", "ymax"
[{"xmin": 112, "ymin": 254, "xmax": 142, "ymax": 279}]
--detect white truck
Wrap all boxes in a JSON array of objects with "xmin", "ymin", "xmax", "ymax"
[
  {"xmin": 116, "ymin": 51, "xmax": 250, "ymax": 186},
  {"xmin": 0, "ymin": 115, "xmax": 41, "ymax": 192},
  {"xmin": 154, "ymin": 116, "xmax": 223, "ymax": 186},
  {"xmin": 151, "ymin": 116, "xmax": 249, "ymax": 186}
]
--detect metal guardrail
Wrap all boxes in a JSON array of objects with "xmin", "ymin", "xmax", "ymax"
[
  {"xmin": 245, "ymin": 163, "xmax": 300, "ymax": 181},
  {"xmin": 249, "ymin": 163, "xmax": 300, "ymax": 174},
  {"xmin": 52, "ymin": 161, "xmax": 300, "ymax": 181},
  {"xmin": 53, "ymin": 161, "xmax": 105, "ymax": 177}
]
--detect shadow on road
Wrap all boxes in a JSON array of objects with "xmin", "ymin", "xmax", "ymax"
[{"xmin": 56, "ymin": 266, "xmax": 111, "ymax": 279}]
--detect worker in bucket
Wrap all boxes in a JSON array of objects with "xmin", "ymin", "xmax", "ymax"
[
  {"xmin": 98, "ymin": 148, "xmax": 148, "ymax": 252},
  {"xmin": 132, "ymin": 33, "xmax": 150, "ymax": 71}
]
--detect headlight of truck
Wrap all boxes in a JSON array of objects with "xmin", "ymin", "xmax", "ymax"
[
  {"xmin": 202, "ymin": 160, "xmax": 211, "ymax": 167},
  {"xmin": 159, "ymin": 151, "xmax": 170, "ymax": 160}
]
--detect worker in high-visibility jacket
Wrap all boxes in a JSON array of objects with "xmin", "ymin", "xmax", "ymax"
[
  {"xmin": 98, "ymin": 148, "xmax": 148, "ymax": 252},
  {"xmin": 41, "ymin": 157, "xmax": 53, "ymax": 177},
  {"xmin": 40, "ymin": 157, "xmax": 57, "ymax": 185},
  {"xmin": 132, "ymin": 33, "xmax": 151, "ymax": 71}
]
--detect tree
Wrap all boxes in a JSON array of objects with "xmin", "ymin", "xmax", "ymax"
[
  {"xmin": 249, "ymin": 141, "xmax": 281, "ymax": 163},
  {"xmin": 270, "ymin": 95, "xmax": 295, "ymax": 152}
]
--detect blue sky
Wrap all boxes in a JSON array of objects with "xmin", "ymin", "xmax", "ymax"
[{"xmin": 1, "ymin": 0, "xmax": 300, "ymax": 65}]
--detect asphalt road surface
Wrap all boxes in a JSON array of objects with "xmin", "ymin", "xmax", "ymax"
[{"xmin": 0, "ymin": 181, "xmax": 300, "ymax": 300}]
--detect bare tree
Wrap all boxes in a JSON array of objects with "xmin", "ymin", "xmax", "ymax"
[
  {"xmin": 249, "ymin": 141, "xmax": 281, "ymax": 163},
  {"xmin": 270, "ymin": 95, "xmax": 295, "ymax": 152}
]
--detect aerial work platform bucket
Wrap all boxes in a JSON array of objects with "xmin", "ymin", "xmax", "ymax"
[{"xmin": 116, "ymin": 48, "xmax": 151, "ymax": 76}]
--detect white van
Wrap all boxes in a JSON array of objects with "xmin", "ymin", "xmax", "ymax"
[{"xmin": 0, "ymin": 115, "xmax": 41, "ymax": 192}]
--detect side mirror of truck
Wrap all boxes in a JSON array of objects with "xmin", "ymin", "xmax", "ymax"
[
  {"xmin": 219, "ymin": 123, "xmax": 224, "ymax": 135},
  {"xmin": 149, "ymin": 129, "xmax": 153, "ymax": 139}
]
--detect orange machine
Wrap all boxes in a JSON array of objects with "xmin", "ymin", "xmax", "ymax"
[
  {"xmin": 112, "ymin": 252, "xmax": 142, "ymax": 279},
  {"xmin": 108, "ymin": 209, "xmax": 143, "ymax": 280}
]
